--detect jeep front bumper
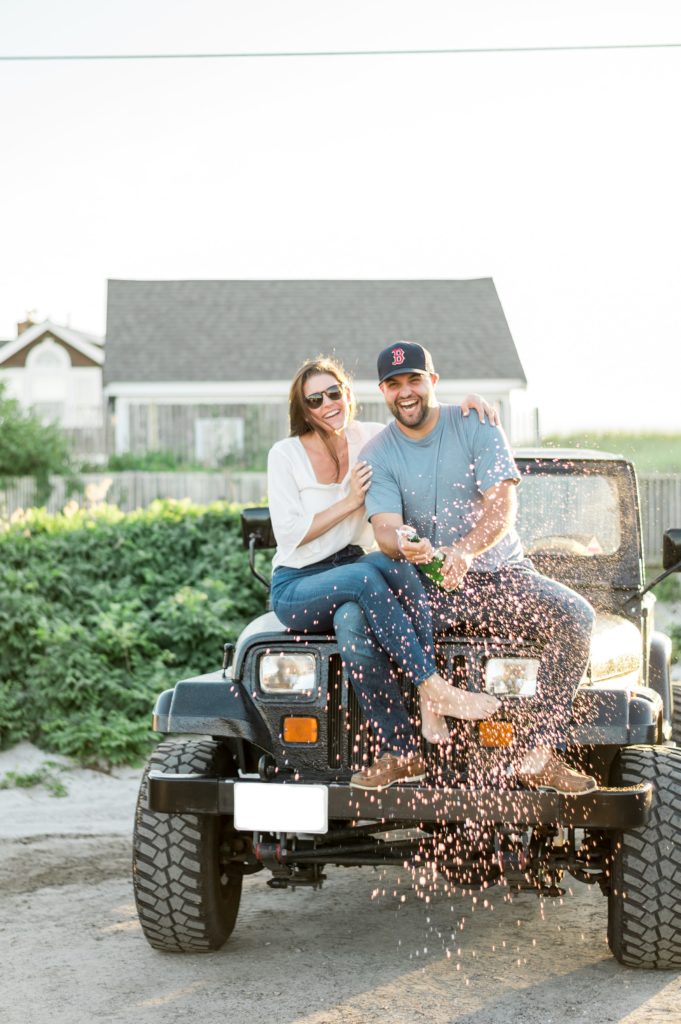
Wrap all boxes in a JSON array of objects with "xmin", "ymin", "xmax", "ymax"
[{"xmin": 147, "ymin": 772, "xmax": 652, "ymax": 831}]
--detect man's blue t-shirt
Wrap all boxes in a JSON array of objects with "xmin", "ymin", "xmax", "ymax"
[{"xmin": 360, "ymin": 405, "xmax": 524, "ymax": 572}]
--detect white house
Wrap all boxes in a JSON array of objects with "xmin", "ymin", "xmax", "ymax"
[
  {"xmin": 104, "ymin": 278, "xmax": 535, "ymax": 465},
  {"xmin": 0, "ymin": 319, "xmax": 105, "ymax": 455}
]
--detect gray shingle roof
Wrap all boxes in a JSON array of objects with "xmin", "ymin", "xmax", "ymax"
[{"xmin": 104, "ymin": 279, "xmax": 526, "ymax": 385}]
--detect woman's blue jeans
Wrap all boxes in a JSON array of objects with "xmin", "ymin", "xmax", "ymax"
[{"xmin": 271, "ymin": 548, "xmax": 436, "ymax": 759}]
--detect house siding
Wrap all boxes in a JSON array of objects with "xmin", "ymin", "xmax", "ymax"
[
  {"xmin": 103, "ymin": 278, "xmax": 532, "ymax": 461},
  {"xmin": 118, "ymin": 401, "xmax": 290, "ymax": 466}
]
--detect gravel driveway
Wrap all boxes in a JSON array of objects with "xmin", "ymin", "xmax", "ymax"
[{"xmin": 1, "ymin": 743, "xmax": 680, "ymax": 1024}]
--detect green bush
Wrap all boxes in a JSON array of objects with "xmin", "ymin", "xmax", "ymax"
[
  {"xmin": 652, "ymin": 575, "xmax": 681, "ymax": 603},
  {"xmin": 0, "ymin": 381, "xmax": 80, "ymax": 503},
  {"xmin": 77, "ymin": 445, "xmax": 272, "ymax": 473},
  {"xmin": 103, "ymin": 449, "xmax": 206, "ymax": 472},
  {"xmin": 0, "ymin": 500, "xmax": 271, "ymax": 766}
]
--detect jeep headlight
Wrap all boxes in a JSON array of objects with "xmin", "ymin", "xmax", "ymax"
[
  {"xmin": 484, "ymin": 658, "xmax": 539, "ymax": 697},
  {"xmin": 259, "ymin": 653, "xmax": 316, "ymax": 695}
]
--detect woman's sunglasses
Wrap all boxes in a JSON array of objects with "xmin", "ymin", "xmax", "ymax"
[{"xmin": 304, "ymin": 384, "xmax": 344, "ymax": 409}]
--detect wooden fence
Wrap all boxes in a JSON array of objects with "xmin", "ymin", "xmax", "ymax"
[
  {"xmin": 639, "ymin": 475, "xmax": 681, "ymax": 566},
  {"xmin": 2, "ymin": 471, "xmax": 680, "ymax": 565},
  {"xmin": 0, "ymin": 472, "xmax": 269, "ymax": 519}
]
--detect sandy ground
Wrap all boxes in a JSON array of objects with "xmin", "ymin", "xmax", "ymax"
[{"xmin": 1, "ymin": 742, "xmax": 681, "ymax": 1024}]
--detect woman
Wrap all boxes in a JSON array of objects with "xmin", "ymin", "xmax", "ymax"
[{"xmin": 267, "ymin": 356, "xmax": 499, "ymax": 789}]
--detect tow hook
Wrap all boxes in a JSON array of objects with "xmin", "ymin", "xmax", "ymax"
[{"xmin": 258, "ymin": 754, "xmax": 277, "ymax": 781}]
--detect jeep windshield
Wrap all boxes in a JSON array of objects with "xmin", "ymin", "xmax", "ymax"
[
  {"xmin": 514, "ymin": 453, "xmax": 642, "ymax": 588},
  {"xmin": 518, "ymin": 472, "xmax": 620, "ymax": 556}
]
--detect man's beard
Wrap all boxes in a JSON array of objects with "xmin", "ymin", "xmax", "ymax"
[{"xmin": 388, "ymin": 395, "xmax": 431, "ymax": 429}]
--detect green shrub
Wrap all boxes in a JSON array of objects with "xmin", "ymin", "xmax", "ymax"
[
  {"xmin": 78, "ymin": 447, "xmax": 271, "ymax": 473},
  {"xmin": 652, "ymin": 574, "xmax": 681, "ymax": 603},
  {"xmin": 0, "ymin": 380, "xmax": 80, "ymax": 503},
  {"xmin": 0, "ymin": 500, "xmax": 271, "ymax": 766},
  {"xmin": 104, "ymin": 449, "xmax": 206, "ymax": 472}
]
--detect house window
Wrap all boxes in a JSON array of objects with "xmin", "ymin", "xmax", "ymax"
[
  {"xmin": 25, "ymin": 340, "xmax": 70, "ymax": 423},
  {"xmin": 31, "ymin": 348, "xmax": 66, "ymax": 371},
  {"xmin": 195, "ymin": 417, "xmax": 245, "ymax": 466}
]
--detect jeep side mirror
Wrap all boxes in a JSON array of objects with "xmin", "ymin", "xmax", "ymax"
[
  {"xmin": 241, "ymin": 507, "xmax": 275, "ymax": 591},
  {"xmin": 241, "ymin": 507, "xmax": 276, "ymax": 551},
  {"xmin": 639, "ymin": 527, "xmax": 681, "ymax": 599},
  {"xmin": 663, "ymin": 529, "xmax": 681, "ymax": 571}
]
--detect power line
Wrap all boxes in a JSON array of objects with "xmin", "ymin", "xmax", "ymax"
[{"xmin": 1, "ymin": 41, "xmax": 681, "ymax": 62}]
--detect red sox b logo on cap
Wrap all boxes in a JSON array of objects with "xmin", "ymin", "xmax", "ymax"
[{"xmin": 377, "ymin": 340, "xmax": 433, "ymax": 383}]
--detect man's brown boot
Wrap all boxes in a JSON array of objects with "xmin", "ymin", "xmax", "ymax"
[
  {"xmin": 517, "ymin": 753, "xmax": 597, "ymax": 795},
  {"xmin": 349, "ymin": 751, "xmax": 427, "ymax": 791}
]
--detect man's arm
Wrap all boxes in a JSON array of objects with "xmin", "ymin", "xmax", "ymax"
[
  {"xmin": 370, "ymin": 512, "xmax": 407, "ymax": 559},
  {"xmin": 381, "ymin": 479, "xmax": 518, "ymax": 583},
  {"xmin": 370, "ymin": 512, "xmax": 440, "ymax": 563},
  {"xmin": 440, "ymin": 479, "xmax": 517, "ymax": 589}
]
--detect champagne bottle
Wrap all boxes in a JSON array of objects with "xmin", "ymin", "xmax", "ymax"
[{"xmin": 396, "ymin": 526, "xmax": 447, "ymax": 587}]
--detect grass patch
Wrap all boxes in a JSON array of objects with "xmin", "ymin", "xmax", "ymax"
[
  {"xmin": 542, "ymin": 432, "xmax": 681, "ymax": 474},
  {"xmin": 650, "ymin": 574, "xmax": 681, "ymax": 603},
  {"xmin": 0, "ymin": 762, "xmax": 69, "ymax": 797}
]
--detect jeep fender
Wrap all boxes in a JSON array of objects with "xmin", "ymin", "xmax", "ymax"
[
  {"xmin": 152, "ymin": 671, "xmax": 272, "ymax": 752},
  {"xmin": 649, "ymin": 631, "xmax": 673, "ymax": 724}
]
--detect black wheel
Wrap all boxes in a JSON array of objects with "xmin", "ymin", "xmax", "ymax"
[
  {"xmin": 133, "ymin": 738, "xmax": 243, "ymax": 952},
  {"xmin": 672, "ymin": 682, "xmax": 681, "ymax": 747},
  {"xmin": 607, "ymin": 745, "xmax": 681, "ymax": 968}
]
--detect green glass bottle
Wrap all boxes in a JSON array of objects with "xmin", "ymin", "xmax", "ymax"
[
  {"xmin": 397, "ymin": 527, "xmax": 447, "ymax": 587},
  {"xmin": 418, "ymin": 549, "xmax": 447, "ymax": 586}
]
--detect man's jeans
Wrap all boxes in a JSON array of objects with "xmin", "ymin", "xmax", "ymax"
[
  {"xmin": 272, "ymin": 554, "xmax": 594, "ymax": 760},
  {"xmin": 430, "ymin": 563, "xmax": 595, "ymax": 751},
  {"xmin": 271, "ymin": 549, "xmax": 435, "ymax": 759}
]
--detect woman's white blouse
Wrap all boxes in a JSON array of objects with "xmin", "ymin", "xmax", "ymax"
[{"xmin": 268, "ymin": 420, "xmax": 385, "ymax": 569}]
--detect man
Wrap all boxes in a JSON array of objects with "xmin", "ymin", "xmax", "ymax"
[{"xmin": 359, "ymin": 341, "xmax": 597, "ymax": 794}]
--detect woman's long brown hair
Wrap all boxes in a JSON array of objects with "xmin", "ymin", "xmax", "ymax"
[{"xmin": 288, "ymin": 356, "xmax": 356, "ymax": 481}]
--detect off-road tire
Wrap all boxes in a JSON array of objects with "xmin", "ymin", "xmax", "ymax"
[
  {"xmin": 133, "ymin": 738, "xmax": 242, "ymax": 952},
  {"xmin": 672, "ymin": 682, "xmax": 681, "ymax": 747},
  {"xmin": 607, "ymin": 745, "xmax": 681, "ymax": 968}
]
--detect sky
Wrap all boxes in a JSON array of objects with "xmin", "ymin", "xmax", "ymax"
[{"xmin": 1, "ymin": 0, "xmax": 680, "ymax": 434}]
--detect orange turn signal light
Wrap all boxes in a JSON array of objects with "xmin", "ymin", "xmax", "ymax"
[
  {"xmin": 282, "ymin": 716, "xmax": 319, "ymax": 744},
  {"xmin": 479, "ymin": 721, "xmax": 514, "ymax": 748}
]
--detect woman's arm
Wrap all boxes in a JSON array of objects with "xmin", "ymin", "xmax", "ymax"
[
  {"xmin": 268, "ymin": 443, "xmax": 373, "ymax": 552},
  {"xmin": 299, "ymin": 461, "xmax": 372, "ymax": 544}
]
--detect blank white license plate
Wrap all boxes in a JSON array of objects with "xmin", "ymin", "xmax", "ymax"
[{"xmin": 233, "ymin": 782, "xmax": 329, "ymax": 834}]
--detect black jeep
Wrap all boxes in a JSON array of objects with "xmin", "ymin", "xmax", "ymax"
[{"xmin": 132, "ymin": 450, "xmax": 681, "ymax": 968}]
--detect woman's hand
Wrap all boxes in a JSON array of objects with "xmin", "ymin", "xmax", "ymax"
[
  {"xmin": 347, "ymin": 460, "xmax": 373, "ymax": 509},
  {"xmin": 461, "ymin": 393, "xmax": 500, "ymax": 426}
]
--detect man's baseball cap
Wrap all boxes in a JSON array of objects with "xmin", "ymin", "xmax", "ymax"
[{"xmin": 377, "ymin": 341, "xmax": 435, "ymax": 384}]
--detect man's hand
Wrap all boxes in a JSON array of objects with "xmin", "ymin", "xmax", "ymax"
[
  {"xmin": 440, "ymin": 545, "xmax": 474, "ymax": 590},
  {"xmin": 439, "ymin": 481, "xmax": 517, "ymax": 586},
  {"xmin": 461, "ymin": 393, "xmax": 500, "ymax": 426},
  {"xmin": 396, "ymin": 529, "xmax": 435, "ymax": 565}
]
